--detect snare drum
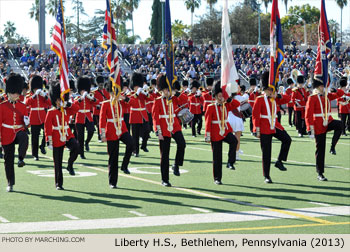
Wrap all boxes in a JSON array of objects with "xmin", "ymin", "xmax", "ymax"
[
  {"xmin": 177, "ymin": 108, "xmax": 194, "ymax": 124},
  {"xmin": 240, "ymin": 102, "xmax": 252, "ymax": 119}
]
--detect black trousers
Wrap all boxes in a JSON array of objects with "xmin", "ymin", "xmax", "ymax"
[
  {"xmin": 53, "ymin": 138, "xmax": 79, "ymax": 187},
  {"xmin": 288, "ymin": 107, "xmax": 294, "ymax": 126},
  {"xmin": 148, "ymin": 112, "xmax": 154, "ymax": 132},
  {"xmin": 260, "ymin": 128, "xmax": 292, "ymax": 178},
  {"xmin": 3, "ymin": 131, "xmax": 28, "ymax": 186},
  {"xmin": 124, "ymin": 113, "xmax": 130, "ymax": 132},
  {"xmin": 31, "ymin": 124, "xmax": 46, "ymax": 158},
  {"xmin": 192, "ymin": 114, "xmax": 202, "ymax": 136},
  {"xmin": 93, "ymin": 115, "xmax": 101, "ymax": 140},
  {"xmin": 76, "ymin": 118, "xmax": 95, "ymax": 156},
  {"xmin": 295, "ymin": 110, "xmax": 306, "ymax": 134},
  {"xmin": 159, "ymin": 136, "xmax": 171, "ymax": 182},
  {"xmin": 172, "ymin": 131, "xmax": 186, "ymax": 166},
  {"xmin": 277, "ymin": 111, "xmax": 281, "ymax": 123},
  {"xmin": 315, "ymin": 120, "xmax": 342, "ymax": 175},
  {"xmin": 340, "ymin": 113, "xmax": 350, "ymax": 134},
  {"xmin": 211, "ymin": 132, "xmax": 237, "ymax": 182},
  {"xmin": 131, "ymin": 120, "xmax": 150, "ymax": 154},
  {"xmin": 249, "ymin": 117, "xmax": 253, "ymax": 133},
  {"xmin": 69, "ymin": 123, "xmax": 77, "ymax": 139}
]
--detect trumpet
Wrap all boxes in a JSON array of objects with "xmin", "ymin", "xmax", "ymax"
[{"xmin": 291, "ymin": 69, "xmax": 302, "ymax": 85}]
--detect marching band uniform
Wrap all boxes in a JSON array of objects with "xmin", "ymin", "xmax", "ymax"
[
  {"xmin": 202, "ymin": 77, "xmax": 215, "ymax": 113},
  {"xmin": 292, "ymin": 75, "xmax": 308, "ymax": 137},
  {"xmin": 93, "ymin": 76, "xmax": 110, "ymax": 142},
  {"xmin": 74, "ymin": 77, "xmax": 98, "ymax": 159},
  {"xmin": 68, "ymin": 80, "xmax": 78, "ymax": 139},
  {"xmin": 285, "ymin": 78, "xmax": 295, "ymax": 127},
  {"xmin": 248, "ymin": 78, "xmax": 259, "ymax": 133},
  {"xmin": 152, "ymin": 75, "xmax": 185, "ymax": 186},
  {"xmin": 252, "ymin": 72, "xmax": 292, "ymax": 183},
  {"xmin": 0, "ymin": 74, "xmax": 29, "ymax": 192},
  {"xmin": 121, "ymin": 81, "xmax": 131, "ymax": 132},
  {"xmin": 26, "ymin": 75, "xmax": 51, "ymax": 160},
  {"xmin": 100, "ymin": 82, "xmax": 135, "ymax": 188},
  {"xmin": 188, "ymin": 80, "xmax": 204, "ymax": 137},
  {"xmin": 337, "ymin": 77, "xmax": 350, "ymax": 136},
  {"xmin": 305, "ymin": 79, "xmax": 345, "ymax": 181},
  {"xmin": 205, "ymin": 81, "xmax": 240, "ymax": 184},
  {"xmin": 45, "ymin": 83, "xmax": 79, "ymax": 190}
]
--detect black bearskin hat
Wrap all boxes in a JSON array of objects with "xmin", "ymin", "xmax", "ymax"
[
  {"xmin": 49, "ymin": 82, "xmax": 61, "ymax": 106},
  {"xmin": 287, "ymin": 78, "xmax": 294, "ymax": 85},
  {"xmin": 182, "ymin": 79, "xmax": 189, "ymax": 87},
  {"xmin": 156, "ymin": 74, "xmax": 169, "ymax": 91},
  {"xmin": 191, "ymin": 80, "xmax": 200, "ymax": 89},
  {"xmin": 173, "ymin": 80, "xmax": 181, "ymax": 91},
  {"xmin": 30, "ymin": 75, "xmax": 43, "ymax": 92},
  {"xmin": 131, "ymin": 72, "xmax": 144, "ymax": 89},
  {"xmin": 96, "ymin": 75, "xmax": 105, "ymax": 85},
  {"xmin": 297, "ymin": 75, "xmax": 305, "ymax": 84},
  {"xmin": 69, "ymin": 79, "xmax": 76, "ymax": 92},
  {"xmin": 212, "ymin": 80, "xmax": 222, "ymax": 97},
  {"xmin": 249, "ymin": 77, "xmax": 257, "ymax": 87},
  {"xmin": 240, "ymin": 85, "xmax": 246, "ymax": 93},
  {"xmin": 105, "ymin": 81, "xmax": 113, "ymax": 94},
  {"xmin": 261, "ymin": 71, "xmax": 270, "ymax": 90},
  {"xmin": 339, "ymin": 76, "xmax": 347, "ymax": 87},
  {"xmin": 6, "ymin": 73, "xmax": 24, "ymax": 94},
  {"xmin": 77, "ymin": 76, "xmax": 91, "ymax": 93},
  {"xmin": 312, "ymin": 78, "xmax": 323, "ymax": 89},
  {"xmin": 206, "ymin": 77, "xmax": 214, "ymax": 87},
  {"xmin": 150, "ymin": 79, "xmax": 157, "ymax": 86}
]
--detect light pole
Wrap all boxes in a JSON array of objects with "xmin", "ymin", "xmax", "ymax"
[
  {"xmin": 285, "ymin": 14, "xmax": 307, "ymax": 46},
  {"xmin": 257, "ymin": 0, "xmax": 262, "ymax": 45},
  {"xmin": 160, "ymin": 0, "xmax": 165, "ymax": 44}
]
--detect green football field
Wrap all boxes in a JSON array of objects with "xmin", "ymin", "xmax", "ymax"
[{"xmin": 0, "ymin": 114, "xmax": 349, "ymax": 234}]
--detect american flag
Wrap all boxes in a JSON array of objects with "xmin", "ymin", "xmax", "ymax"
[
  {"xmin": 50, "ymin": 0, "xmax": 69, "ymax": 98},
  {"xmin": 102, "ymin": 0, "xmax": 121, "ymax": 93}
]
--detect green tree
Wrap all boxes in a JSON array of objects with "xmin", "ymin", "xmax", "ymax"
[
  {"xmin": 72, "ymin": 0, "xmax": 87, "ymax": 43},
  {"xmin": 191, "ymin": 8, "xmax": 221, "ymax": 44},
  {"xmin": 172, "ymin": 20, "xmax": 190, "ymax": 41},
  {"xmin": 281, "ymin": 4, "xmax": 320, "ymax": 29},
  {"xmin": 46, "ymin": 0, "xmax": 66, "ymax": 17},
  {"xmin": 243, "ymin": 0, "xmax": 260, "ymax": 12},
  {"xmin": 336, "ymin": 0, "xmax": 348, "ymax": 43},
  {"xmin": 185, "ymin": 0, "xmax": 201, "ymax": 28},
  {"xmin": 124, "ymin": 0, "xmax": 140, "ymax": 38},
  {"xmin": 150, "ymin": 0, "xmax": 162, "ymax": 44},
  {"xmin": 329, "ymin": 19, "xmax": 340, "ymax": 44},
  {"xmin": 283, "ymin": 0, "xmax": 291, "ymax": 13},
  {"xmin": 206, "ymin": 0, "xmax": 217, "ymax": 15},
  {"xmin": 28, "ymin": 0, "xmax": 40, "ymax": 22},
  {"xmin": 263, "ymin": 0, "xmax": 272, "ymax": 13},
  {"xmin": 3, "ymin": 21, "xmax": 30, "ymax": 44}
]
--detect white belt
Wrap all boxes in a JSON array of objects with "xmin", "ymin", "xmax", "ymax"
[
  {"xmin": 2, "ymin": 124, "xmax": 24, "ymax": 129},
  {"xmin": 204, "ymin": 100, "xmax": 213, "ymax": 103},
  {"xmin": 31, "ymin": 107, "xmax": 45, "ymax": 111},
  {"xmin": 248, "ymin": 100, "xmax": 255, "ymax": 103},
  {"xmin": 314, "ymin": 113, "xmax": 325, "ymax": 117},
  {"xmin": 212, "ymin": 120, "xmax": 228, "ymax": 124},
  {"xmin": 131, "ymin": 108, "xmax": 146, "ymax": 111},
  {"xmin": 53, "ymin": 126, "xmax": 70, "ymax": 130},
  {"xmin": 78, "ymin": 109, "xmax": 91, "ymax": 113},
  {"xmin": 159, "ymin": 114, "xmax": 175, "ymax": 119},
  {"xmin": 190, "ymin": 103, "xmax": 201, "ymax": 106},
  {"xmin": 145, "ymin": 101, "xmax": 154, "ymax": 105},
  {"xmin": 260, "ymin": 115, "xmax": 277, "ymax": 120},
  {"xmin": 107, "ymin": 118, "xmax": 124, "ymax": 123}
]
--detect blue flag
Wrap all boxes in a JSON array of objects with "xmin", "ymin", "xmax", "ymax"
[{"xmin": 165, "ymin": 0, "xmax": 176, "ymax": 92}]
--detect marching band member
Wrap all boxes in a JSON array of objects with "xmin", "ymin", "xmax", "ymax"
[
  {"xmin": 26, "ymin": 75, "xmax": 51, "ymax": 160},
  {"xmin": 152, "ymin": 74, "xmax": 185, "ymax": 186},
  {"xmin": 74, "ymin": 76, "xmax": 98, "ymax": 159},
  {"xmin": 145, "ymin": 79, "xmax": 158, "ymax": 133},
  {"xmin": 45, "ymin": 83, "xmax": 79, "ymax": 190},
  {"xmin": 337, "ymin": 77, "xmax": 350, "ymax": 136},
  {"xmin": 68, "ymin": 79, "xmax": 77, "ymax": 138},
  {"xmin": 205, "ymin": 81, "xmax": 240, "ymax": 184},
  {"xmin": 252, "ymin": 71, "xmax": 292, "ymax": 184},
  {"xmin": 99, "ymin": 80, "xmax": 135, "ymax": 188},
  {"xmin": 292, "ymin": 73, "xmax": 308, "ymax": 137},
  {"xmin": 93, "ymin": 76, "xmax": 110, "ymax": 143},
  {"xmin": 202, "ymin": 77, "xmax": 215, "ymax": 113},
  {"xmin": 188, "ymin": 80, "xmax": 203, "ymax": 137},
  {"xmin": 0, "ymin": 73, "xmax": 29, "ymax": 192},
  {"xmin": 305, "ymin": 79, "xmax": 345, "ymax": 181},
  {"xmin": 128, "ymin": 72, "xmax": 150, "ymax": 156},
  {"xmin": 181, "ymin": 79, "xmax": 190, "ymax": 129},
  {"xmin": 284, "ymin": 77, "xmax": 295, "ymax": 127},
  {"xmin": 121, "ymin": 80, "xmax": 131, "ymax": 132},
  {"xmin": 248, "ymin": 77, "xmax": 259, "ymax": 134}
]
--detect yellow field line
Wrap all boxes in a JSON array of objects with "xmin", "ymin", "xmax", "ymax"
[
  {"xmin": 161, "ymin": 222, "xmax": 350, "ymax": 234},
  {"xmin": 267, "ymin": 208, "xmax": 335, "ymax": 224}
]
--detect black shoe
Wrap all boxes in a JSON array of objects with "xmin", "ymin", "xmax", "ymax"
[
  {"xmin": 330, "ymin": 148, "xmax": 336, "ymax": 155},
  {"xmin": 161, "ymin": 181, "xmax": 172, "ymax": 187},
  {"xmin": 133, "ymin": 152, "xmax": 139, "ymax": 157},
  {"xmin": 264, "ymin": 177, "xmax": 273, "ymax": 183},
  {"xmin": 85, "ymin": 142, "xmax": 90, "ymax": 152},
  {"xmin": 318, "ymin": 174, "xmax": 328, "ymax": 181},
  {"xmin": 214, "ymin": 180, "xmax": 222, "ymax": 185},
  {"xmin": 0, "ymin": 153, "xmax": 3, "ymax": 159},
  {"xmin": 56, "ymin": 186, "xmax": 64, "ymax": 190},
  {"xmin": 18, "ymin": 160, "xmax": 25, "ymax": 167},
  {"xmin": 172, "ymin": 164, "xmax": 180, "ymax": 176},
  {"xmin": 40, "ymin": 145, "xmax": 46, "ymax": 154},
  {"xmin": 66, "ymin": 166, "xmax": 75, "ymax": 176},
  {"xmin": 34, "ymin": 156, "xmax": 39, "ymax": 161},
  {"xmin": 192, "ymin": 135, "xmax": 196, "ymax": 137},
  {"xmin": 6, "ymin": 185, "xmax": 13, "ymax": 192},
  {"xmin": 80, "ymin": 155, "xmax": 86, "ymax": 159},
  {"xmin": 197, "ymin": 131, "xmax": 201, "ymax": 135},
  {"xmin": 141, "ymin": 147, "xmax": 149, "ymax": 152},
  {"xmin": 226, "ymin": 163, "xmax": 235, "ymax": 170},
  {"xmin": 275, "ymin": 161, "xmax": 287, "ymax": 171},
  {"xmin": 110, "ymin": 184, "xmax": 117, "ymax": 189},
  {"xmin": 121, "ymin": 168, "xmax": 130, "ymax": 174}
]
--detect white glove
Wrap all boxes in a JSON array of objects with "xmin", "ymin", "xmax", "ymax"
[
  {"xmin": 40, "ymin": 90, "xmax": 47, "ymax": 97},
  {"xmin": 82, "ymin": 91, "xmax": 88, "ymax": 99},
  {"xmin": 141, "ymin": 89, "xmax": 149, "ymax": 96},
  {"xmin": 196, "ymin": 90, "xmax": 202, "ymax": 96},
  {"xmin": 136, "ymin": 87, "xmax": 143, "ymax": 96},
  {"xmin": 309, "ymin": 125, "xmax": 315, "ymax": 139},
  {"xmin": 86, "ymin": 93, "xmax": 94, "ymax": 100},
  {"xmin": 205, "ymin": 133, "xmax": 211, "ymax": 143},
  {"xmin": 278, "ymin": 86, "xmax": 284, "ymax": 94},
  {"xmin": 48, "ymin": 136, "xmax": 53, "ymax": 150},
  {"xmin": 35, "ymin": 89, "xmax": 42, "ymax": 96},
  {"xmin": 101, "ymin": 128, "xmax": 106, "ymax": 142},
  {"xmin": 23, "ymin": 116, "xmax": 30, "ymax": 126},
  {"xmin": 345, "ymin": 96, "xmax": 350, "ymax": 101},
  {"xmin": 124, "ymin": 89, "xmax": 130, "ymax": 95},
  {"xmin": 143, "ymin": 84, "xmax": 149, "ymax": 90},
  {"xmin": 185, "ymin": 88, "xmax": 191, "ymax": 93},
  {"xmin": 256, "ymin": 127, "xmax": 260, "ymax": 138},
  {"xmin": 157, "ymin": 126, "xmax": 163, "ymax": 140}
]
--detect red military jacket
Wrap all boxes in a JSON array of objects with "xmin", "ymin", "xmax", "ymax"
[
  {"xmin": 188, "ymin": 93, "xmax": 204, "ymax": 115},
  {"xmin": 152, "ymin": 96, "xmax": 182, "ymax": 137},
  {"xmin": 74, "ymin": 96, "xmax": 98, "ymax": 124},
  {"xmin": 99, "ymin": 99, "xmax": 128, "ymax": 141},
  {"xmin": 252, "ymin": 95, "xmax": 286, "ymax": 135},
  {"xmin": 248, "ymin": 91, "xmax": 260, "ymax": 108},
  {"xmin": 175, "ymin": 92, "xmax": 189, "ymax": 111},
  {"xmin": 292, "ymin": 87, "xmax": 308, "ymax": 111},
  {"xmin": 276, "ymin": 94, "xmax": 290, "ymax": 112},
  {"xmin": 202, "ymin": 91, "xmax": 215, "ymax": 112},
  {"xmin": 305, "ymin": 89, "xmax": 345, "ymax": 135},
  {"xmin": 26, "ymin": 94, "xmax": 52, "ymax": 125},
  {"xmin": 285, "ymin": 87, "xmax": 294, "ymax": 108},
  {"xmin": 145, "ymin": 92, "xmax": 157, "ymax": 114},
  {"xmin": 93, "ymin": 89, "xmax": 110, "ymax": 116},
  {"xmin": 205, "ymin": 100, "xmax": 240, "ymax": 142},
  {"xmin": 337, "ymin": 92, "xmax": 350, "ymax": 114},
  {"xmin": 128, "ymin": 92, "xmax": 149, "ymax": 124},
  {"xmin": 0, "ymin": 100, "xmax": 28, "ymax": 146},
  {"xmin": 44, "ymin": 104, "xmax": 79, "ymax": 147}
]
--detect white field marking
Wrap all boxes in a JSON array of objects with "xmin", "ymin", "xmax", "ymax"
[
  {"xmin": 62, "ymin": 214, "xmax": 79, "ymax": 220},
  {"xmin": 0, "ymin": 216, "xmax": 10, "ymax": 223},
  {"xmin": 26, "ymin": 170, "xmax": 97, "ymax": 178},
  {"xmin": 309, "ymin": 202, "xmax": 331, "ymax": 207},
  {"xmin": 191, "ymin": 207, "xmax": 211, "ymax": 213},
  {"xmin": 128, "ymin": 211, "xmax": 147, "ymax": 217},
  {"xmin": 0, "ymin": 206, "xmax": 348, "ymax": 234},
  {"xmin": 128, "ymin": 166, "xmax": 189, "ymax": 175}
]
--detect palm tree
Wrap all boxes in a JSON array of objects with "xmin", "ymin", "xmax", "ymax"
[
  {"xmin": 185, "ymin": 0, "xmax": 201, "ymax": 27},
  {"xmin": 46, "ymin": 0, "xmax": 66, "ymax": 17},
  {"xmin": 124, "ymin": 0, "xmax": 140, "ymax": 38},
  {"xmin": 206, "ymin": 0, "xmax": 217, "ymax": 15},
  {"xmin": 72, "ymin": 0, "xmax": 87, "ymax": 43},
  {"xmin": 284, "ymin": 0, "xmax": 291, "ymax": 13},
  {"xmin": 336, "ymin": 0, "xmax": 348, "ymax": 43},
  {"xmin": 3, "ymin": 21, "xmax": 16, "ymax": 39},
  {"xmin": 263, "ymin": 0, "xmax": 272, "ymax": 13},
  {"xmin": 28, "ymin": 0, "xmax": 40, "ymax": 22}
]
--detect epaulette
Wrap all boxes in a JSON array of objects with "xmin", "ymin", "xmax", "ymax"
[
  {"xmin": 257, "ymin": 95, "xmax": 264, "ymax": 98},
  {"xmin": 292, "ymin": 87, "xmax": 298, "ymax": 92},
  {"xmin": 48, "ymin": 107, "xmax": 56, "ymax": 112},
  {"xmin": 101, "ymin": 100, "xmax": 110, "ymax": 104},
  {"xmin": 156, "ymin": 96, "xmax": 163, "ymax": 100},
  {"xmin": 208, "ymin": 103, "xmax": 215, "ymax": 107}
]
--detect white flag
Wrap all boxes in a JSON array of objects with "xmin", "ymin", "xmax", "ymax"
[{"xmin": 221, "ymin": 0, "xmax": 238, "ymax": 99}]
